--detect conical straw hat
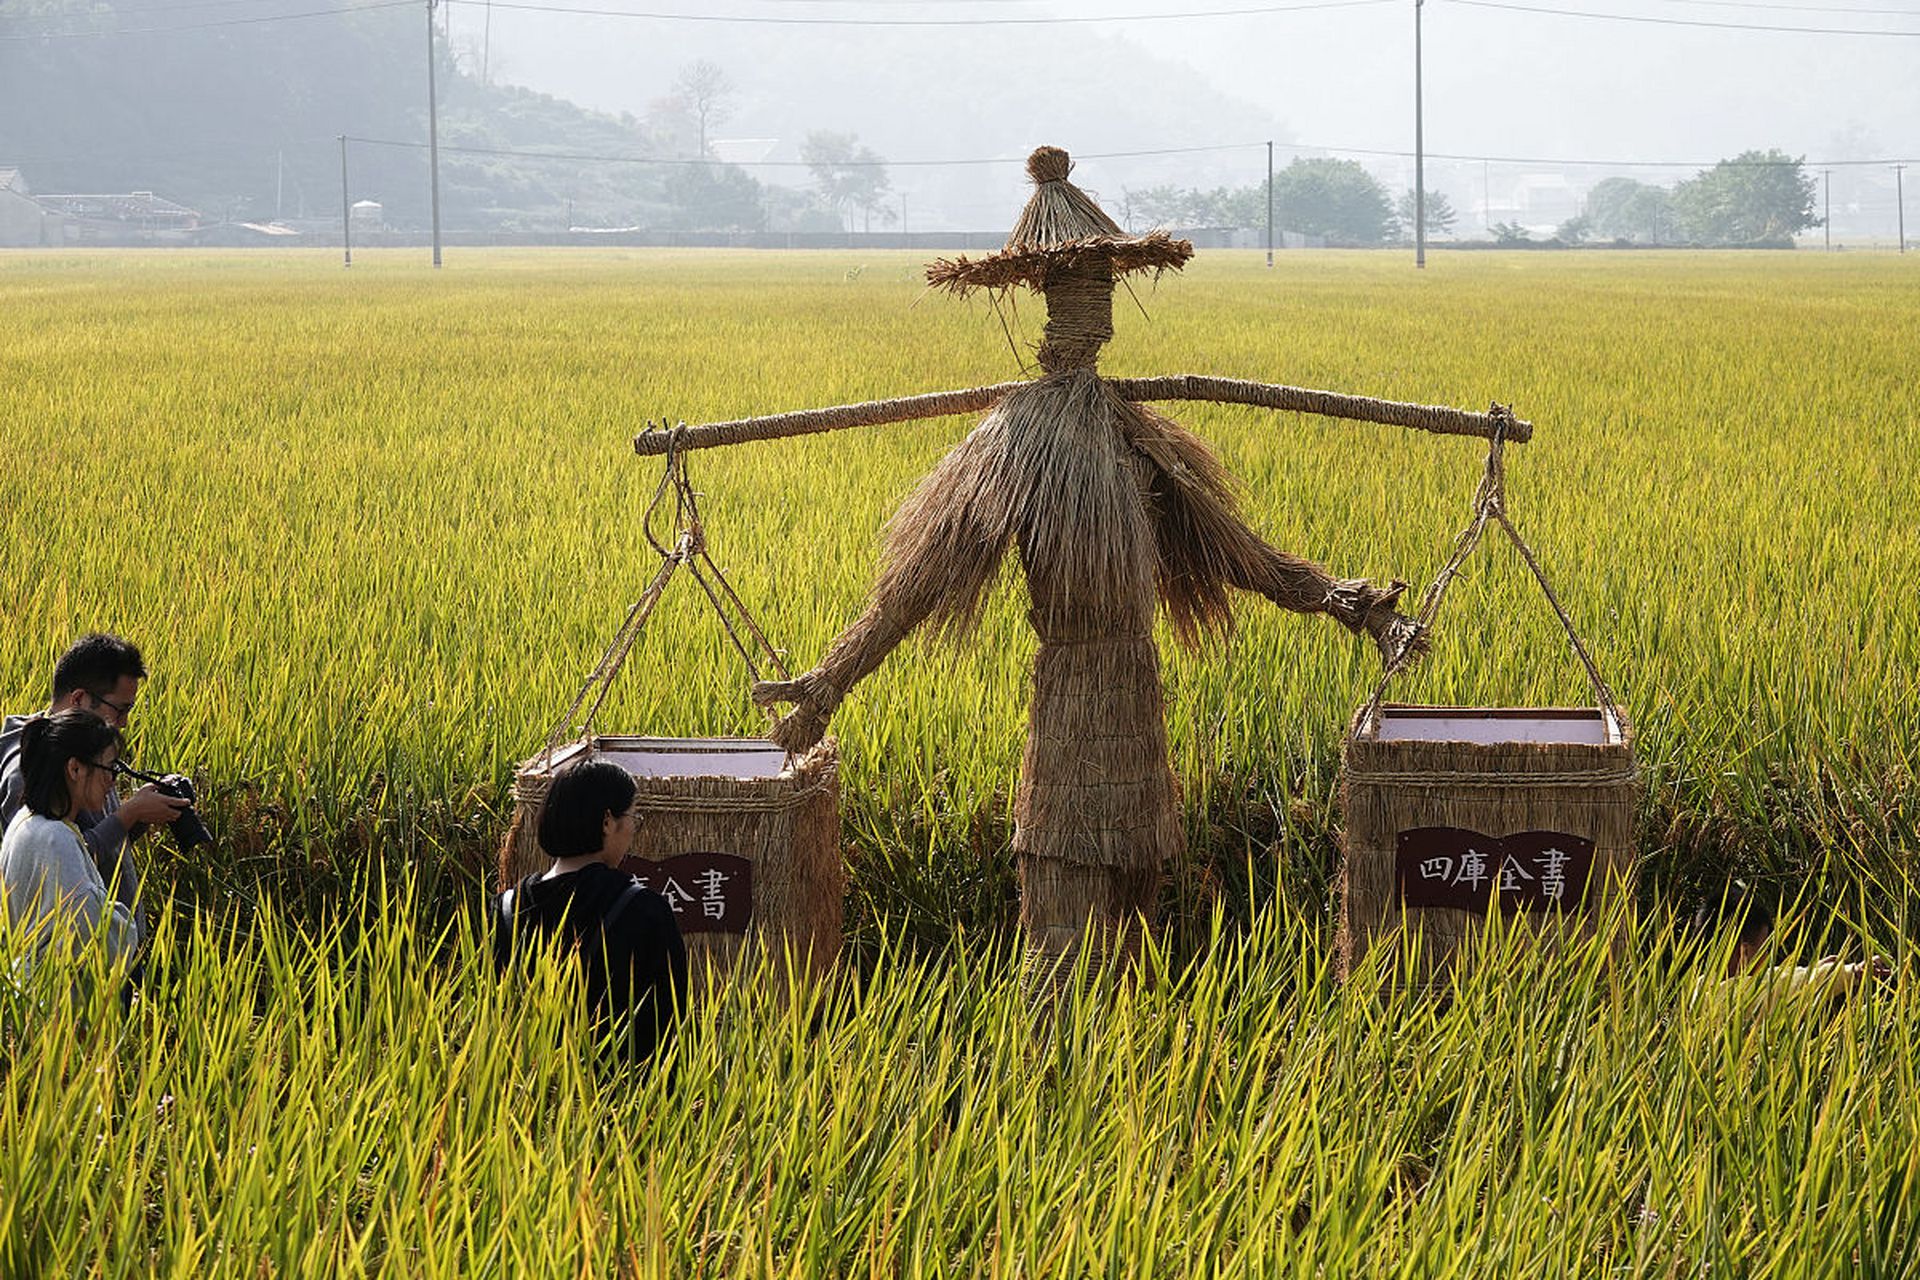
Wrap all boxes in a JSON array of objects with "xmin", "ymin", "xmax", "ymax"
[{"xmin": 927, "ymin": 146, "xmax": 1194, "ymax": 295}]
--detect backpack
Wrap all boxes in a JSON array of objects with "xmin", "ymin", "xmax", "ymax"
[{"xmin": 497, "ymin": 871, "xmax": 650, "ymax": 961}]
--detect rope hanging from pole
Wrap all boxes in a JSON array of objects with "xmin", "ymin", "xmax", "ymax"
[
  {"xmin": 1363, "ymin": 403, "xmax": 1623, "ymax": 733},
  {"xmin": 543, "ymin": 435, "xmax": 789, "ymax": 760}
]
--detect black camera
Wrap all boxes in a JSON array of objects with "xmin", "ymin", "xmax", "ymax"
[{"xmin": 116, "ymin": 762, "xmax": 214, "ymax": 852}]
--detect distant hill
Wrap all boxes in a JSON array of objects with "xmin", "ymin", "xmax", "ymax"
[
  {"xmin": 0, "ymin": 1, "xmax": 707, "ymax": 229},
  {"xmin": 2, "ymin": 2, "xmax": 1293, "ymax": 235},
  {"xmin": 481, "ymin": 12, "xmax": 1292, "ymax": 230}
]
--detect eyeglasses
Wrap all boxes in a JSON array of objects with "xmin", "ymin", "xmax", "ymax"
[
  {"xmin": 84, "ymin": 690, "xmax": 134, "ymax": 719},
  {"xmin": 79, "ymin": 758, "xmax": 119, "ymax": 778}
]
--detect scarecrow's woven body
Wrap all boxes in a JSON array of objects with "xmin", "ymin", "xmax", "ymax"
[{"xmin": 767, "ymin": 368, "xmax": 1402, "ymax": 877}]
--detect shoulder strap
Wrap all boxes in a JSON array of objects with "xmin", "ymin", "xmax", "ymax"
[
  {"xmin": 498, "ymin": 873, "xmax": 539, "ymax": 930},
  {"xmin": 598, "ymin": 880, "xmax": 650, "ymax": 937}
]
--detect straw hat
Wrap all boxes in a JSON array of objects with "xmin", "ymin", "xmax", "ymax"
[{"xmin": 927, "ymin": 146, "xmax": 1194, "ymax": 295}]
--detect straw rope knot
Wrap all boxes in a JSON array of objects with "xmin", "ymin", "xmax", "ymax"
[
  {"xmin": 1328, "ymin": 577, "xmax": 1429, "ymax": 669},
  {"xmin": 1027, "ymin": 146, "xmax": 1073, "ymax": 185}
]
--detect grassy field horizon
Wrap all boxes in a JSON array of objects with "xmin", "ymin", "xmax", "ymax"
[{"xmin": 3, "ymin": 248, "xmax": 1916, "ymax": 1276}]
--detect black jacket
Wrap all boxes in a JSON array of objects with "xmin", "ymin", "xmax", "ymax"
[{"xmin": 494, "ymin": 862, "xmax": 687, "ymax": 1062}]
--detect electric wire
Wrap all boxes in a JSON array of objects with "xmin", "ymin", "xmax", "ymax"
[
  {"xmin": 1441, "ymin": 0, "xmax": 1920, "ymax": 35},
  {"xmin": 475, "ymin": 0, "xmax": 1397, "ymax": 25},
  {"xmin": 342, "ymin": 133, "xmax": 1920, "ymax": 171},
  {"xmin": 0, "ymin": 0, "xmax": 413, "ymax": 39}
]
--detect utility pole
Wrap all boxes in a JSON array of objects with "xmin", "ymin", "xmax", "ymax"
[
  {"xmin": 426, "ymin": 0, "xmax": 444, "ymax": 267},
  {"xmin": 1266, "ymin": 140, "xmax": 1274, "ymax": 267},
  {"xmin": 339, "ymin": 135, "xmax": 352, "ymax": 268},
  {"xmin": 482, "ymin": 0, "xmax": 493, "ymax": 86},
  {"xmin": 1823, "ymin": 169, "xmax": 1831, "ymax": 251},
  {"xmin": 1896, "ymin": 164, "xmax": 1907, "ymax": 254},
  {"xmin": 1413, "ymin": 0, "xmax": 1426, "ymax": 268}
]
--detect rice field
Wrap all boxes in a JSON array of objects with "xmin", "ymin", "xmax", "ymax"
[{"xmin": 0, "ymin": 249, "xmax": 1916, "ymax": 1274}]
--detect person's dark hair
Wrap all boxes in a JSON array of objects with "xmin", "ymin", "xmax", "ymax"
[
  {"xmin": 1694, "ymin": 879, "xmax": 1775, "ymax": 949},
  {"xmin": 19, "ymin": 709, "xmax": 122, "ymax": 820},
  {"xmin": 537, "ymin": 759, "xmax": 637, "ymax": 859},
  {"xmin": 50, "ymin": 633, "xmax": 147, "ymax": 702}
]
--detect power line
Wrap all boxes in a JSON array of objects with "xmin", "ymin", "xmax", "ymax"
[
  {"xmin": 0, "ymin": 0, "xmax": 412, "ymax": 40},
  {"xmin": 1652, "ymin": 0, "xmax": 1920, "ymax": 14},
  {"xmin": 343, "ymin": 133, "xmax": 1918, "ymax": 171},
  {"xmin": 345, "ymin": 135, "xmax": 1266, "ymax": 165},
  {"xmin": 1441, "ymin": 0, "xmax": 1920, "ymax": 35},
  {"xmin": 84, "ymin": 0, "xmax": 383, "ymax": 13},
  {"xmin": 478, "ymin": 0, "xmax": 1396, "ymax": 26},
  {"xmin": 1276, "ymin": 140, "xmax": 1919, "ymax": 168}
]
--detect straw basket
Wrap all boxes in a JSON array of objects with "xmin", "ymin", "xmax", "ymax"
[
  {"xmin": 1338, "ymin": 705, "xmax": 1639, "ymax": 993},
  {"xmin": 1331, "ymin": 404, "xmax": 1640, "ymax": 993},
  {"xmin": 499, "ymin": 735, "xmax": 843, "ymax": 991}
]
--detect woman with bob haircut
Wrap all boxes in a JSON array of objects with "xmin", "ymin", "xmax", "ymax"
[
  {"xmin": 494, "ymin": 757, "xmax": 686, "ymax": 1061},
  {"xmin": 0, "ymin": 709, "xmax": 140, "ymax": 971}
]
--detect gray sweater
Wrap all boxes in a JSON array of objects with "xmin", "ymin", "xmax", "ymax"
[
  {"xmin": 1, "ymin": 809, "xmax": 139, "ymax": 967},
  {"xmin": 0, "ymin": 713, "xmax": 142, "ymax": 930}
]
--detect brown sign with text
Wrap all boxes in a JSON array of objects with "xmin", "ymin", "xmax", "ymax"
[
  {"xmin": 617, "ymin": 852, "xmax": 754, "ymax": 934},
  {"xmin": 1395, "ymin": 827, "xmax": 1595, "ymax": 913}
]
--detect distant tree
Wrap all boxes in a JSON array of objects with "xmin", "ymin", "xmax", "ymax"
[
  {"xmin": 1394, "ymin": 188, "xmax": 1457, "ymax": 239},
  {"xmin": 1555, "ymin": 214, "xmax": 1592, "ymax": 245},
  {"xmin": 643, "ymin": 61, "xmax": 735, "ymax": 158},
  {"xmin": 801, "ymin": 130, "xmax": 891, "ymax": 232},
  {"xmin": 674, "ymin": 60, "xmax": 735, "ymax": 158},
  {"xmin": 763, "ymin": 184, "xmax": 843, "ymax": 233},
  {"xmin": 660, "ymin": 162, "xmax": 764, "ymax": 231},
  {"xmin": 1490, "ymin": 220, "xmax": 1532, "ymax": 245},
  {"xmin": 1671, "ymin": 150, "xmax": 1819, "ymax": 245},
  {"xmin": 1123, "ymin": 183, "xmax": 1268, "ymax": 231},
  {"xmin": 1584, "ymin": 177, "xmax": 1677, "ymax": 244},
  {"xmin": 1205, "ymin": 184, "xmax": 1269, "ymax": 228},
  {"xmin": 1271, "ymin": 158, "xmax": 1393, "ymax": 245},
  {"xmin": 1122, "ymin": 184, "xmax": 1201, "ymax": 229}
]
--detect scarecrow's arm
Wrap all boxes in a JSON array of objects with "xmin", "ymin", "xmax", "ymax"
[
  {"xmin": 635, "ymin": 378, "xmax": 1528, "ymax": 456},
  {"xmin": 1233, "ymin": 547, "xmax": 1427, "ymax": 667},
  {"xmin": 749, "ymin": 600, "xmax": 917, "ymax": 753},
  {"xmin": 1108, "ymin": 376, "xmax": 1530, "ymax": 443},
  {"xmin": 750, "ymin": 426, "xmax": 1014, "ymax": 753},
  {"xmin": 634, "ymin": 383, "xmax": 1026, "ymax": 456},
  {"xmin": 1120, "ymin": 403, "xmax": 1427, "ymax": 667}
]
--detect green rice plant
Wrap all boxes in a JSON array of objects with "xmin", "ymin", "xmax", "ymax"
[
  {"xmin": 0, "ymin": 248, "xmax": 1913, "ymax": 935},
  {"xmin": 0, "ymin": 866, "xmax": 1911, "ymax": 1276}
]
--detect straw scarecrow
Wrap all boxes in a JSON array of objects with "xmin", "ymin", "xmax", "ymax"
[{"xmin": 637, "ymin": 145, "xmax": 1529, "ymax": 973}]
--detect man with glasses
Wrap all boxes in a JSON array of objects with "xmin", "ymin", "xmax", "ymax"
[{"xmin": 1, "ymin": 634, "xmax": 186, "ymax": 941}]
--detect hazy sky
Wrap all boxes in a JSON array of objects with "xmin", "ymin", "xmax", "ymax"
[
  {"xmin": 458, "ymin": 0, "xmax": 1919, "ymax": 232},
  {"xmin": 456, "ymin": 0, "xmax": 1920, "ymax": 227}
]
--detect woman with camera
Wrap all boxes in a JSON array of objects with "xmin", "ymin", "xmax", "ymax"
[
  {"xmin": 494, "ymin": 758, "xmax": 687, "ymax": 1062},
  {"xmin": 0, "ymin": 709, "xmax": 141, "ymax": 973}
]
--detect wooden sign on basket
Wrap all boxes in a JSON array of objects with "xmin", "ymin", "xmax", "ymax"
[
  {"xmin": 1395, "ymin": 826, "xmax": 1596, "ymax": 913},
  {"xmin": 617, "ymin": 851, "xmax": 753, "ymax": 934}
]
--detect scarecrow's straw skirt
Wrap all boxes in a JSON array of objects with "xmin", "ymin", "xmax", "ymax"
[{"xmin": 1014, "ymin": 631, "xmax": 1183, "ymax": 871}]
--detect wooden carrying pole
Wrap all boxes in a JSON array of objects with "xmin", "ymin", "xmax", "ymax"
[{"xmin": 636, "ymin": 377, "xmax": 1532, "ymax": 456}]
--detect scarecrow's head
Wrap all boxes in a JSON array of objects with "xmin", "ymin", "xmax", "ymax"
[{"xmin": 927, "ymin": 146, "xmax": 1194, "ymax": 374}]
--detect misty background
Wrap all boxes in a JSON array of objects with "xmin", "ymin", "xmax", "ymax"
[{"xmin": 1, "ymin": 0, "xmax": 1914, "ymax": 241}]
